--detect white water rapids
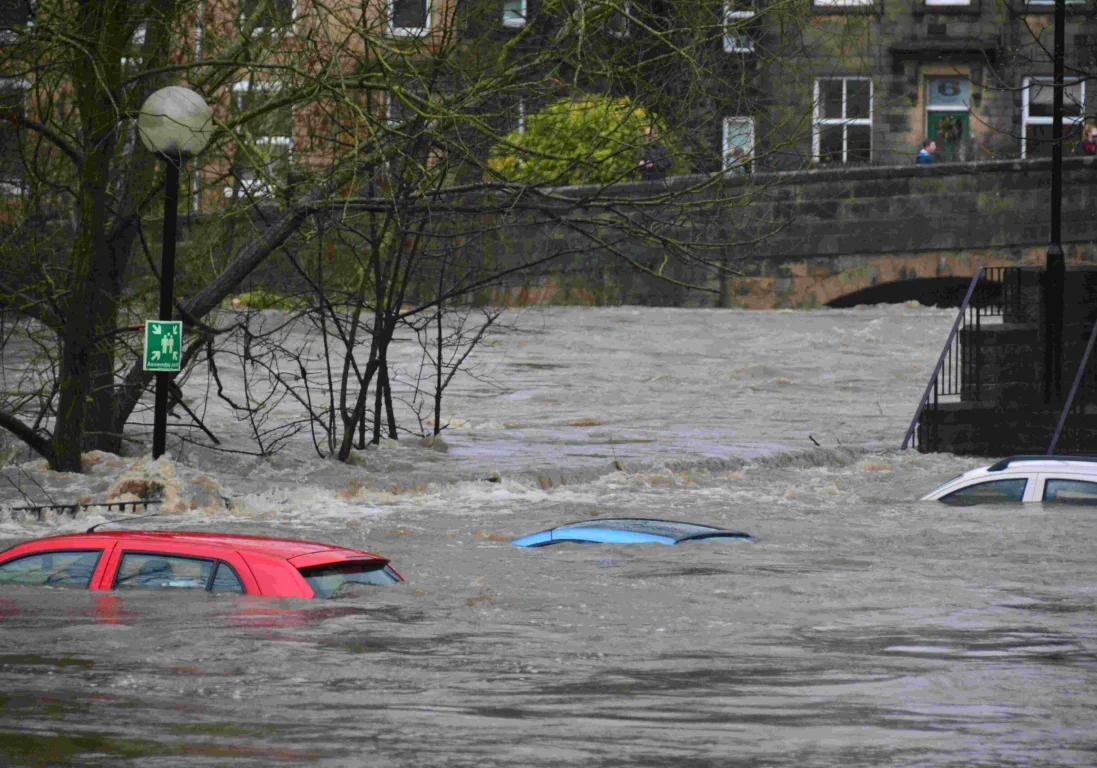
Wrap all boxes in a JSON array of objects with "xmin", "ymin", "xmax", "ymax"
[{"xmin": 1, "ymin": 304, "xmax": 1094, "ymax": 766}]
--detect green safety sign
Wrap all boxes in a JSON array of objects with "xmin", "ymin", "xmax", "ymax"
[{"xmin": 143, "ymin": 320, "xmax": 183, "ymax": 372}]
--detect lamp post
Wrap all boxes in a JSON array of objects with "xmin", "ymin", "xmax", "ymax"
[
  {"xmin": 137, "ymin": 86, "xmax": 213, "ymax": 459},
  {"xmin": 1044, "ymin": 0, "xmax": 1066, "ymax": 404}
]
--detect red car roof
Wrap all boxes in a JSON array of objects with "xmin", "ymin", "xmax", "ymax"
[{"xmin": 21, "ymin": 531, "xmax": 379, "ymax": 561}]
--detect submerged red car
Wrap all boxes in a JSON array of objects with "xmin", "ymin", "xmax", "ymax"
[{"xmin": 0, "ymin": 531, "xmax": 402, "ymax": 599}]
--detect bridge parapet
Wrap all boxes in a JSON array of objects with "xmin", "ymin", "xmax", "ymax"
[{"xmin": 503, "ymin": 156, "xmax": 1097, "ymax": 308}]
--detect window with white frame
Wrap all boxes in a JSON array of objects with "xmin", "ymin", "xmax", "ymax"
[
  {"xmin": 925, "ymin": 0, "xmax": 969, "ymax": 6},
  {"xmin": 0, "ymin": 78, "xmax": 27, "ymax": 190},
  {"xmin": 1022, "ymin": 76, "xmax": 1085, "ymax": 159},
  {"xmin": 503, "ymin": 0, "xmax": 525, "ymax": 26},
  {"xmin": 723, "ymin": 0, "xmax": 754, "ymax": 53},
  {"xmin": 231, "ymin": 82, "xmax": 293, "ymax": 196},
  {"xmin": 813, "ymin": 77, "xmax": 872, "ymax": 164},
  {"xmin": 506, "ymin": 98, "xmax": 526, "ymax": 135},
  {"xmin": 723, "ymin": 117, "xmax": 753, "ymax": 174},
  {"xmin": 240, "ymin": 0, "xmax": 294, "ymax": 32},
  {"xmin": 812, "ymin": 0, "xmax": 872, "ymax": 7},
  {"xmin": 389, "ymin": 0, "xmax": 429, "ymax": 35}
]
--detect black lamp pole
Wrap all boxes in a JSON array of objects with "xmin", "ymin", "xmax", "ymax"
[
  {"xmin": 152, "ymin": 159, "xmax": 180, "ymax": 459},
  {"xmin": 1044, "ymin": 0, "xmax": 1066, "ymax": 404}
]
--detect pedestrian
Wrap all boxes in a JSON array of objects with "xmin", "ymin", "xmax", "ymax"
[
  {"xmin": 917, "ymin": 139, "xmax": 936, "ymax": 165},
  {"xmin": 638, "ymin": 126, "xmax": 672, "ymax": 181},
  {"xmin": 727, "ymin": 146, "xmax": 748, "ymax": 175},
  {"xmin": 1074, "ymin": 123, "xmax": 1097, "ymax": 156}
]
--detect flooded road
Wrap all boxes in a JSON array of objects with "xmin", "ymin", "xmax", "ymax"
[{"xmin": 2, "ymin": 305, "xmax": 1096, "ymax": 766}]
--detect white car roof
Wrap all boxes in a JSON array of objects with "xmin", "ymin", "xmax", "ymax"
[{"xmin": 923, "ymin": 456, "xmax": 1097, "ymax": 500}]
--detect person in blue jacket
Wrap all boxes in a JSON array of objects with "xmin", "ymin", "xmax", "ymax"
[{"xmin": 917, "ymin": 139, "xmax": 936, "ymax": 165}]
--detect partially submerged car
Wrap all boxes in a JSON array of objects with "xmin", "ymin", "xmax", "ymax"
[
  {"xmin": 512, "ymin": 518, "xmax": 754, "ymax": 547},
  {"xmin": 0, "ymin": 531, "xmax": 402, "ymax": 599},
  {"xmin": 922, "ymin": 455, "xmax": 1097, "ymax": 505}
]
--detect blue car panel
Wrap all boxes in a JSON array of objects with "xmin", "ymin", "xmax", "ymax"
[{"xmin": 511, "ymin": 518, "xmax": 754, "ymax": 547}]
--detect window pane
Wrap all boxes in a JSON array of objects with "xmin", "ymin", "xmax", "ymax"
[
  {"xmin": 1043, "ymin": 479, "xmax": 1097, "ymax": 504},
  {"xmin": 941, "ymin": 478, "xmax": 1027, "ymax": 505},
  {"xmin": 818, "ymin": 125, "xmax": 843, "ymax": 163},
  {"xmin": 928, "ymin": 77, "xmax": 969, "ymax": 108},
  {"xmin": 392, "ymin": 0, "xmax": 427, "ymax": 28},
  {"xmin": 211, "ymin": 563, "xmax": 245, "ymax": 593},
  {"xmin": 724, "ymin": 117, "xmax": 752, "ymax": 172},
  {"xmin": 846, "ymin": 80, "xmax": 871, "ymax": 120},
  {"xmin": 820, "ymin": 80, "xmax": 843, "ymax": 120},
  {"xmin": 503, "ymin": 0, "xmax": 524, "ymax": 24},
  {"xmin": 0, "ymin": 551, "xmax": 102, "ymax": 588},
  {"xmin": 1026, "ymin": 79, "xmax": 1079, "ymax": 118},
  {"xmin": 847, "ymin": 125, "xmax": 871, "ymax": 163},
  {"xmin": 299, "ymin": 563, "xmax": 401, "ymax": 599},
  {"xmin": 116, "ymin": 554, "xmax": 214, "ymax": 590}
]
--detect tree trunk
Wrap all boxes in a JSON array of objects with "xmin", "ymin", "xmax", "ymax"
[{"xmin": 52, "ymin": 0, "xmax": 126, "ymax": 470}]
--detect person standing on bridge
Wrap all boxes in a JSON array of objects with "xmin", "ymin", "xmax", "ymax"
[
  {"xmin": 639, "ymin": 126, "xmax": 672, "ymax": 181},
  {"xmin": 917, "ymin": 139, "xmax": 936, "ymax": 165}
]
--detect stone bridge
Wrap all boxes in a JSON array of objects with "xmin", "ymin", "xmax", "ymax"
[{"xmin": 503, "ymin": 156, "xmax": 1097, "ymax": 309}]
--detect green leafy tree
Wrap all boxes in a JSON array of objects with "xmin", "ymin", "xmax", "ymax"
[{"xmin": 488, "ymin": 95, "xmax": 683, "ymax": 186}]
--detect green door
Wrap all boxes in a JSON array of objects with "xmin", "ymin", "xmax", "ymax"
[{"xmin": 927, "ymin": 111, "xmax": 969, "ymax": 161}]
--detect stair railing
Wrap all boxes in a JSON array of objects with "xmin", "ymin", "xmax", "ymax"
[
  {"xmin": 901, "ymin": 267, "xmax": 985, "ymax": 450},
  {"xmin": 1047, "ymin": 317, "xmax": 1097, "ymax": 455}
]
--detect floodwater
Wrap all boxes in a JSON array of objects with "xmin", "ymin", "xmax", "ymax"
[{"xmin": 1, "ymin": 305, "xmax": 1096, "ymax": 766}]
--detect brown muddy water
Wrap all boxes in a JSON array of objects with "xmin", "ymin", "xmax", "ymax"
[{"xmin": 1, "ymin": 306, "xmax": 1095, "ymax": 766}]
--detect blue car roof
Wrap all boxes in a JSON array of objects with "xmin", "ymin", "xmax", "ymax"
[{"xmin": 511, "ymin": 518, "xmax": 754, "ymax": 547}]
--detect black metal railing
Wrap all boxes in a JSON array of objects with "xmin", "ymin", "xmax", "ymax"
[
  {"xmin": 1048, "ymin": 318, "xmax": 1097, "ymax": 453},
  {"xmin": 8, "ymin": 499, "xmax": 161, "ymax": 521},
  {"xmin": 902, "ymin": 266, "xmax": 1024, "ymax": 451}
]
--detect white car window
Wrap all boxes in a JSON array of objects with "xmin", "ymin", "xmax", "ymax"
[
  {"xmin": 941, "ymin": 478, "xmax": 1027, "ymax": 505},
  {"xmin": 1042, "ymin": 478, "xmax": 1097, "ymax": 505}
]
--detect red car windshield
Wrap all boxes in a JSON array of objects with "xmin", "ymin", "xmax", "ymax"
[{"xmin": 298, "ymin": 562, "xmax": 401, "ymax": 599}]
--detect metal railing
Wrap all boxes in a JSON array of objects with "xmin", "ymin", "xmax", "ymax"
[
  {"xmin": 902, "ymin": 266, "xmax": 1023, "ymax": 451},
  {"xmin": 8, "ymin": 499, "xmax": 161, "ymax": 521},
  {"xmin": 1048, "ymin": 318, "xmax": 1097, "ymax": 454}
]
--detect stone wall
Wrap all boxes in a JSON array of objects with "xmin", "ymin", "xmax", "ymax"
[{"xmin": 496, "ymin": 155, "xmax": 1097, "ymax": 308}]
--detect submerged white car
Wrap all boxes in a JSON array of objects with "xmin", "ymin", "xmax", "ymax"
[{"xmin": 922, "ymin": 456, "xmax": 1097, "ymax": 505}]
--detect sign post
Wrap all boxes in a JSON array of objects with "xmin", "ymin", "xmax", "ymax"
[{"xmin": 143, "ymin": 321, "xmax": 182, "ymax": 372}]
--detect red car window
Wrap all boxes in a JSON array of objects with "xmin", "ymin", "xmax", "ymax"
[{"xmin": 0, "ymin": 550, "xmax": 102, "ymax": 589}]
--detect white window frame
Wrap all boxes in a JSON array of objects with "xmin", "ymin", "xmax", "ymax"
[
  {"xmin": 240, "ymin": 0, "xmax": 296, "ymax": 36},
  {"xmin": 121, "ymin": 22, "xmax": 147, "ymax": 69},
  {"xmin": 227, "ymin": 81, "xmax": 293, "ymax": 198},
  {"xmin": 1021, "ymin": 75, "xmax": 1085, "ymax": 159},
  {"xmin": 388, "ymin": 0, "xmax": 430, "ymax": 36},
  {"xmin": 812, "ymin": 0, "xmax": 873, "ymax": 6},
  {"xmin": 812, "ymin": 77, "xmax": 873, "ymax": 164},
  {"xmin": 513, "ymin": 98, "xmax": 526, "ymax": 135},
  {"xmin": 723, "ymin": 0, "xmax": 754, "ymax": 53},
  {"xmin": 924, "ymin": 0, "xmax": 969, "ymax": 6},
  {"xmin": 722, "ymin": 116, "xmax": 754, "ymax": 173},
  {"xmin": 502, "ymin": 0, "xmax": 526, "ymax": 27},
  {"xmin": 0, "ymin": 77, "xmax": 29, "ymax": 195}
]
